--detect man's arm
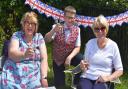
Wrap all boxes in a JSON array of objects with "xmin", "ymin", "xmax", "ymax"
[
  {"xmin": 44, "ymin": 29, "xmax": 55, "ymax": 43},
  {"xmin": 64, "ymin": 46, "xmax": 80, "ymax": 66},
  {"xmin": 44, "ymin": 24, "xmax": 63, "ymax": 43}
]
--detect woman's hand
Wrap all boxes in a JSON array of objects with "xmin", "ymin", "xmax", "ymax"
[
  {"xmin": 96, "ymin": 75, "xmax": 110, "ymax": 83},
  {"xmin": 41, "ymin": 79, "xmax": 48, "ymax": 87},
  {"xmin": 80, "ymin": 60, "xmax": 89, "ymax": 71},
  {"xmin": 24, "ymin": 47, "xmax": 34, "ymax": 58}
]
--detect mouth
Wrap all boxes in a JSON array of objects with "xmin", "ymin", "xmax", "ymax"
[
  {"xmin": 28, "ymin": 29, "xmax": 33, "ymax": 32},
  {"xmin": 26, "ymin": 29, "xmax": 34, "ymax": 34}
]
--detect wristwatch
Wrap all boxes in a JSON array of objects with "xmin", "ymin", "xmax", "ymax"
[{"xmin": 42, "ymin": 76, "xmax": 47, "ymax": 79}]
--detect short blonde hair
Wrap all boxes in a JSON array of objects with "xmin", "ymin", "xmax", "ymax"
[
  {"xmin": 20, "ymin": 11, "xmax": 39, "ymax": 34},
  {"xmin": 92, "ymin": 15, "xmax": 109, "ymax": 33},
  {"xmin": 64, "ymin": 6, "xmax": 76, "ymax": 15}
]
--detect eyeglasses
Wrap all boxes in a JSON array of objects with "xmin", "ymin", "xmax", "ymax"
[
  {"xmin": 94, "ymin": 27, "xmax": 106, "ymax": 33},
  {"xmin": 24, "ymin": 21, "xmax": 36, "ymax": 27},
  {"xmin": 66, "ymin": 16, "xmax": 75, "ymax": 19},
  {"xmin": 65, "ymin": 15, "xmax": 75, "ymax": 19}
]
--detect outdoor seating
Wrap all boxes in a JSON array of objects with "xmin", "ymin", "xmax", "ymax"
[{"xmin": 64, "ymin": 64, "xmax": 121, "ymax": 89}]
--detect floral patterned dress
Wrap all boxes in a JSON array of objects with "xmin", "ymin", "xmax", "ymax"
[{"xmin": 0, "ymin": 31, "xmax": 45, "ymax": 89}]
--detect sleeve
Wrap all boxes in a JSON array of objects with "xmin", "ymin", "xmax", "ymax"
[
  {"xmin": 11, "ymin": 32, "xmax": 20, "ymax": 41},
  {"xmin": 38, "ymin": 33, "xmax": 45, "ymax": 47},
  {"xmin": 112, "ymin": 43, "xmax": 123, "ymax": 71},
  {"xmin": 83, "ymin": 41, "xmax": 90, "ymax": 61},
  {"xmin": 75, "ymin": 27, "xmax": 81, "ymax": 46}
]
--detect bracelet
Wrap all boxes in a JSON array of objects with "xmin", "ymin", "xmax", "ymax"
[{"xmin": 41, "ymin": 76, "xmax": 47, "ymax": 79}]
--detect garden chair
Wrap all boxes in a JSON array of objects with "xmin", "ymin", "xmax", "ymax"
[{"xmin": 64, "ymin": 64, "xmax": 121, "ymax": 89}]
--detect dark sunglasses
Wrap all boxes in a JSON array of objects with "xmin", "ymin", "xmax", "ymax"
[{"xmin": 94, "ymin": 27, "xmax": 106, "ymax": 33}]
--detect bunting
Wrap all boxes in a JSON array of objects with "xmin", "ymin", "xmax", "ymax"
[{"xmin": 25, "ymin": 0, "xmax": 128, "ymax": 27}]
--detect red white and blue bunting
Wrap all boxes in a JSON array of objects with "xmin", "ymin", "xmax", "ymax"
[{"xmin": 25, "ymin": 0, "xmax": 128, "ymax": 27}]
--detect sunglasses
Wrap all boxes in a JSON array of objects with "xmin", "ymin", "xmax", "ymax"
[{"xmin": 94, "ymin": 27, "xmax": 106, "ymax": 33}]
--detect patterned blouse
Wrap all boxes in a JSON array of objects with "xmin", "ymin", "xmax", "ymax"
[{"xmin": 0, "ymin": 31, "xmax": 45, "ymax": 89}]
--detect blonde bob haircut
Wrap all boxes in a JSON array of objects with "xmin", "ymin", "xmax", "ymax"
[
  {"xmin": 64, "ymin": 6, "xmax": 76, "ymax": 15},
  {"xmin": 20, "ymin": 11, "xmax": 39, "ymax": 34},
  {"xmin": 92, "ymin": 15, "xmax": 109, "ymax": 34}
]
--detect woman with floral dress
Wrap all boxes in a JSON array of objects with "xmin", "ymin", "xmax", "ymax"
[{"xmin": 0, "ymin": 11, "xmax": 48, "ymax": 89}]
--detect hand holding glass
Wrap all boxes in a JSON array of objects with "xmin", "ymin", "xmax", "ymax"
[
  {"xmin": 80, "ymin": 60, "xmax": 89, "ymax": 71},
  {"xmin": 25, "ymin": 45, "xmax": 35, "ymax": 60}
]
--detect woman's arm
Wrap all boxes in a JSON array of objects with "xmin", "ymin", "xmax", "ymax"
[
  {"xmin": 96, "ymin": 70, "xmax": 123, "ymax": 83},
  {"xmin": 9, "ymin": 39, "xmax": 24, "ymax": 62},
  {"xmin": 40, "ymin": 43, "xmax": 48, "ymax": 87},
  {"xmin": 109, "ymin": 70, "xmax": 123, "ymax": 81}
]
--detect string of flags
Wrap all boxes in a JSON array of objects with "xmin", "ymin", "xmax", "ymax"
[{"xmin": 25, "ymin": 0, "xmax": 128, "ymax": 28}]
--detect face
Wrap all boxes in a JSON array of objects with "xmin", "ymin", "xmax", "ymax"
[
  {"xmin": 93, "ymin": 25, "xmax": 107, "ymax": 39},
  {"xmin": 23, "ymin": 19, "xmax": 36, "ymax": 36},
  {"xmin": 64, "ymin": 12, "xmax": 75, "ymax": 26}
]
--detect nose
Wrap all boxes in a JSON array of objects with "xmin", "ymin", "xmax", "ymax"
[
  {"xmin": 29, "ymin": 24, "xmax": 32, "ymax": 27},
  {"xmin": 99, "ymin": 29, "xmax": 102, "ymax": 33}
]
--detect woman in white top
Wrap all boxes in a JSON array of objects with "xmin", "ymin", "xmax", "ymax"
[{"xmin": 78, "ymin": 15, "xmax": 123, "ymax": 89}]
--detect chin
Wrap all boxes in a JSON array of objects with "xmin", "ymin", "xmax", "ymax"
[
  {"xmin": 27, "ymin": 33, "xmax": 33, "ymax": 36},
  {"xmin": 97, "ymin": 36, "xmax": 105, "ymax": 39}
]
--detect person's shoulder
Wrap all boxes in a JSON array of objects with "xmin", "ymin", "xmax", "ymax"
[
  {"xmin": 85, "ymin": 38, "xmax": 96, "ymax": 47},
  {"xmin": 35, "ymin": 32, "xmax": 44, "ymax": 38},
  {"xmin": 87, "ymin": 38, "xmax": 96, "ymax": 44},
  {"xmin": 108, "ymin": 38, "xmax": 117, "ymax": 45},
  {"xmin": 107, "ymin": 38, "xmax": 118, "ymax": 47},
  {"xmin": 12, "ymin": 31, "xmax": 23, "ymax": 38},
  {"xmin": 35, "ymin": 32, "xmax": 42, "ymax": 35},
  {"xmin": 74, "ymin": 25, "xmax": 80, "ymax": 30},
  {"xmin": 13, "ymin": 31, "xmax": 21, "ymax": 34}
]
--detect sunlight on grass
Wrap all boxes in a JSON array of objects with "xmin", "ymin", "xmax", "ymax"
[{"xmin": 116, "ymin": 72, "xmax": 128, "ymax": 89}]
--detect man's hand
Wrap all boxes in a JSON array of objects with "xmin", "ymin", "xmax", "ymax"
[
  {"xmin": 53, "ymin": 23, "xmax": 63, "ymax": 33},
  {"xmin": 65, "ymin": 56, "xmax": 72, "ymax": 67}
]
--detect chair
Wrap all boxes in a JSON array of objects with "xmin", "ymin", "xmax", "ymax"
[
  {"xmin": 64, "ymin": 64, "xmax": 81, "ymax": 89},
  {"xmin": 64, "ymin": 64, "xmax": 121, "ymax": 89}
]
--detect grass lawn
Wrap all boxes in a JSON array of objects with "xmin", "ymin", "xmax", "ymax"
[
  {"xmin": 46, "ymin": 44, "xmax": 128, "ymax": 89},
  {"xmin": 116, "ymin": 72, "xmax": 128, "ymax": 89}
]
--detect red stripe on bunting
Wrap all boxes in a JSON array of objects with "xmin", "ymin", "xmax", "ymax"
[
  {"xmin": 27, "ymin": 0, "xmax": 93, "ymax": 25},
  {"xmin": 28, "ymin": 0, "xmax": 64, "ymax": 19},
  {"xmin": 26, "ymin": 0, "xmax": 128, "ymax": 27},
  {"xmin": 108, "ymin": 17, "xmax": 128, "ymax": 24}
]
